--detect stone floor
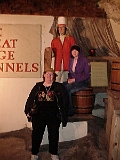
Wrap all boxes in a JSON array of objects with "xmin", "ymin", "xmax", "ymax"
[{"xmin": 0, "ymin": 115, "xmax": 108, "ymax": 160}]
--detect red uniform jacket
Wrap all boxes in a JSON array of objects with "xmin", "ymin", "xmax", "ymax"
[{"xmin": 51, "ymin": 35, "xmax": 75, "ymax": 71}]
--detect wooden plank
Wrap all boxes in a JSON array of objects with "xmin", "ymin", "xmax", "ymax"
[
  {"xmin": 93, "ymin": 87, "xmax": 107, "ymax": 93},
  {"xmin": 106, "ymin": 93, "xmax": 114, "ymax": 149},
  {"xmin": 108, "ymin": 110, "xmax": 120, "ymax": 160},
  {"xmin": 68, "ymin": 114, "xmax": 94, "ymax": 122}
]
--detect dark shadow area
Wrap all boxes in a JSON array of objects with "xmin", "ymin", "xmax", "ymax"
[{"xmin": 0, "ymin": 116, "xmax": 108, "ymax": 160}]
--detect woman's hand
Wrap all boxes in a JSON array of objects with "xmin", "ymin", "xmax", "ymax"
[
  {"xmin": 68, "ymin": 78, "xmax": 75, "ymax": 84},
  {"xmin": 26, "ymin": 113, "xmax": 32, "ymax": 122},
  {"xmin": 27, "ymin": 113, "xmax": 31, "ymax": 118}
]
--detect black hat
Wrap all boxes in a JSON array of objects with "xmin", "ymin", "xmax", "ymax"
[{"xmin": 70, "ymin": 45, "xmax": 80, "ymax": 53}]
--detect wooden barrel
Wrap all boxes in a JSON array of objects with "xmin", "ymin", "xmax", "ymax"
[
  {"xmin": 111, "ymin": 61, "xmax": 120, "ymax": 91},
  {"xmin": 72, "ymin": 87, "xmax": 95, "ymax": 114}
]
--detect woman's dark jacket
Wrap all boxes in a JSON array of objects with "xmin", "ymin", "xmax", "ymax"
[{"xmin": 24, "ymin": 81, "xmax": 69, "ymax": 127}]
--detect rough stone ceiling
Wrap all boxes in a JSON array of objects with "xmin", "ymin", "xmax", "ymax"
[
  {"xmin": 98, "ymin": 0, "xmax": 120, "ymax": 24},
  {"xmin": 0, "ymin": 0, "xmax": 106, "ymax": 17},
  {"xmin": 0, "ymin": 0, "xmax": 120, "ymax": 24}
]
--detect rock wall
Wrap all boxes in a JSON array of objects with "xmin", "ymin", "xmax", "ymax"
[{"xmin": 99, "ymin": 0, "xmax": 120, "ymax": 24}]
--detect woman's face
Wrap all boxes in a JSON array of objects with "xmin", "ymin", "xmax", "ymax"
[
  {"xmin": 44, "ymin": 71, "xmax": 54, "ymax": 81},
  {"xmin": 71, "ymin": 49, "xmax": 79, "ymax": 58}
]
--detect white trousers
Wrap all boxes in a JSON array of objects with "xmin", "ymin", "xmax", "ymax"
[
  {"xmin": 51, "ymin": 58, "xmax": 68, "ymax": 83},
  {"xmin": 55, "ymin": 70, "xmax": 68, "ymax": 83}
]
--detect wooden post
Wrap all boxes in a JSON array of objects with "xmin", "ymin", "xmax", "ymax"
[
  {"xmin": 44, "ymin": 47, "xmax": 53, "ymax": 71},
  {"xmin": 106, "ymin": 92, "xmax": 114, "ymax": 150},
  {"xmin": 107, "ymin": 90, "xmax": 120, "ymax": 159},
  {"xmin": 108, "ymin": 110, "xmax": 120, "ymax": 160}
]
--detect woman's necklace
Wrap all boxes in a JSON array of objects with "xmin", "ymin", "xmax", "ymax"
[
  {"xmin": 45, "ymin": 86, "xmax": 51, "ymax": 94},
  {"xmin": 44, "ymin": 85, "xmax": 52, "ymax": 101},
  {"xmin": 43, "ymin": 82, "xmax": 52, "ymax": 95}
]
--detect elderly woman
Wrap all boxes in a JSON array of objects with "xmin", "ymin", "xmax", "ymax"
[
  {"xmin": 63, "ymin": 45, "xmax": 91, "ymax": 116},
  {"xmin": 24, "ymin": 68, "xmax": 69, "ymax": 160}
]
